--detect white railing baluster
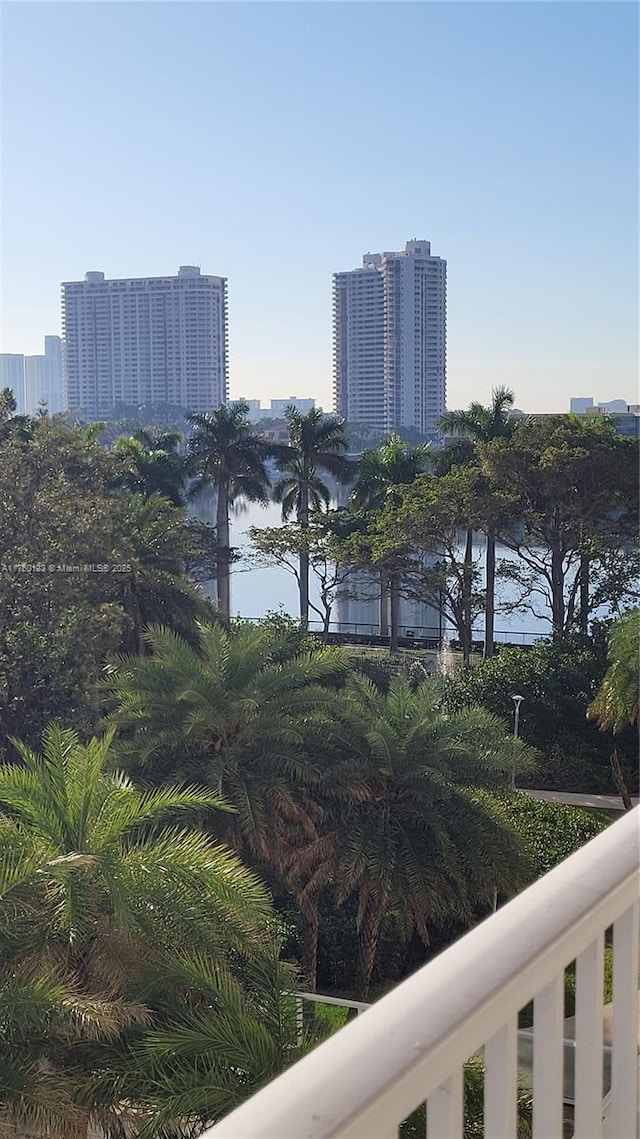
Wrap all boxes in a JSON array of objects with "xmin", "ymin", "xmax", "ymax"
[
  {"xmin": 533, "ymin": 974, "xmax": 564, "ymax": 1139},
  {"xmin": 574, "ymin": 935, "xmax": 605, "ymax": 1138},
  {"xmin": 609, "ymin": 901, "xmax": 639, "ymax": 1139},
  {"xmin": 485, "ymin": 1020, "xmax": 518, "ymax": 1138},
  {"xmin": 426, "ymin": 1067, "xmax": 463, "ymax": 1139}
]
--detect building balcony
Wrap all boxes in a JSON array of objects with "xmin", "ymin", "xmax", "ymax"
[{"xmin": 204, "ymin": 807, "xmax": 639, "ymax": 1139}]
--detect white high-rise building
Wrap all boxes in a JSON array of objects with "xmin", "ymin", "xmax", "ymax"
[
  {"xmin": 0, "ymin": 354, "xmax": 26, "ymax": 413},
  {"xmin": 62, "ymin": 266, "xmax": 228, "ymax": 419},
  {"xmin": 333, "ymin": 239, "xmax": 447, "ymax": 434},
  {"xmin": 23, "ymin": 336, "xmax": 64, "ymax": 415}
]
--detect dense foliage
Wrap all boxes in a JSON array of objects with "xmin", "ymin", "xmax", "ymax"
[
  {"xmin": 588, "ymin": 607, "xmax": 640, "ymax": 733},
  {"xmin": 0, "ymin": 725, "xmax": 300, "ymax": 1137},
  {"xmin": 0, "ymin": 410, "xmax": 215, "ymax": 750},
  {"xmin": 443, "ymin": 634, "xmax": 638, "ymax": 795},
  {"xmin": 332, "ymin": 412, "xmax": 638, "ymax": 659},
  {"xmin": 104, "ymin": 623, "xmax": 534, "ymax": 996},
  {"xmin": 1, "ymin": 394, "xmax": 636, "ymax": 1134}
]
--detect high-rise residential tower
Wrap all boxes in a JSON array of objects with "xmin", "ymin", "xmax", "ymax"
[
  {"xmin": 61, "ymin": 266, "xmax": 228, "ymax": 419},
  {"xmin": 333, "ymin": 239, "xmax": 447, "ymax": 434}
]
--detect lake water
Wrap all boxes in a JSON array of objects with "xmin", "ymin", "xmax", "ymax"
[{"xmin": 194, "ymin": 496, "xmax": 559, "ymax": 644}]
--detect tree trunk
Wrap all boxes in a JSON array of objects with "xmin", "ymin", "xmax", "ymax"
[
  {"xmin": 484, "ymin": 526, "xmax": 496, "ymax": 659},
  {"xmin": 389, "ymin": 573, "xmax": 400, "ymax": 654},
  {"xmin": 216, "ymin": 480, "xmax": 231, "ymax": 623},
  {"xmin": 379, "ymin": 567, "xmax": 389, "ymax": 639},
  {"xmin": 551, "ymin": 535, "xmax": 565, "ymax": 642},
  {"xmin": 302, "ymin": 903, "xmax": 319, "ymax": 991},
  {"xmin": 128, "ymin": 573, "xmax": 142, "ymax": 655},
  {"xmin": 610, "ymin": 747, "xmax": 633, "ymax": 810},
  {"xmin": 579, "ymin": 552, "xmax": 590, "ymax": 634},
  {"xmin": 462, "ymin": 526, "xmax": 474, "ymax": 668},
  {"xmin": 354, "ymin": 902, "xmax": 381, "ymax": 1000},
  {"xmin": 299, "ymin": 493, "xmax": 309, "ymax": 629}
]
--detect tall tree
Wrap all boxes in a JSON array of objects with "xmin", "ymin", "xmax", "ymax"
[
  {"xmin": 248, "ymin": 517, "xmax": 353, "ymax": 641},
  {"xmin": 106, "ymin": 493, "xmax": 213, "ymax": 655},
  {"xmin": 350, "ymin": 433, "xmax": 431, "ymax": 649},
  {"xmin": 113, "ymin": 427, "xmax": 186, "ymax": 505},
  {"xmin": 481, "ymin": 416, "xmax": 639, "ymax": 641},
  {"xmin": 273, "ymin": 407, "xmax": 351, "ymax": 628},
  {"xmin": 371, "ymin": 467, "xmax": 484, "ymax": 667},
  {"xmin": 187, "ymin": 401, "xmax": 272, "ymax": 622},
  {"xmin": 430, "ymin": 440, "xmax": 476, "ymax": 660},
  {"xmin": 439, "ymin": 386, "xmax": 517, "ymax": 657},
  {"xmin": 588, "ymin": 608, "xmax": 639, "ymax": 809},
  {"xmin": 0, "ymin": 415, "xmax": 218, "ymax": 748}
]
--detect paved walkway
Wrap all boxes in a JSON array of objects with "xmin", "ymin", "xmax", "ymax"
[{"xmin": 524, "ymin": 789, "xmax": 639, "ymax": 812}]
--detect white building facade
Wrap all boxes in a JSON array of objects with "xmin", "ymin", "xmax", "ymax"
[
  {"xmin": 240, "ymin": 396, "xmax": 316, "ymax": 423},
  {"xmin": 62, "ymin": 266, "xmax": 228, "ymax": 419},
  {"xmin": 333, "ymin": 239, "xmax": 447, "ymax": 434},
  {"xmin": 0, "ymin": 354, "xmax": 26, "ymax": 413},
  {"xmin": 23, "ymin": 336, "xmax": 64, "ymax": 415}
]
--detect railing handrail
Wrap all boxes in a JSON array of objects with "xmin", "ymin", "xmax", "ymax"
[
  {"xmin": 293, "ymin": 992, "xmax": 615, "ymax": 1055},
  {"xmin": 292, "ymin": 991, "xmax": 371, "ymax": 1012},
  {"xmin": 204, "ymin": 807, "xmax": 639, "ymax": 1139}
]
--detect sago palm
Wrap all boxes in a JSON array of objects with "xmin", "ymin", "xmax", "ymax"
[
  {"xmin": 187, "ymin": 402, "xmax": 272, "ymax": 622},
  {"xmin": 104, "ymin": 622, "xmax": 350, "ymax": 870},
  {"xmin": 439, "ymin": 386, "xmax": 517, "ymax": 657},
  {"xmin": 316, "ymin": 673, "xmax": 533, "ymax": 998},
  {"xmin": 274, "ymin": 407, "xmax": 352, "ymax": 627}
]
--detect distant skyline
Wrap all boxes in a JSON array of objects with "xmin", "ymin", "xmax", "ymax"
[{"xmin": 1, "ymin": 2, "xmax": 637, "ymax": 412}]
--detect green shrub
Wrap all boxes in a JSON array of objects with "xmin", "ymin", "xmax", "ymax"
[
  {"xmin": 486, "ymin": 792, "xmax": 608, "ymax": 879},
  {"xmin": 443, "ymin": 636, "xmax": 638, "ymax": 795}
]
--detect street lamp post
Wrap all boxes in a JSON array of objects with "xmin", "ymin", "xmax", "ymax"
[{"xmin": 511, "ymin": 694, "xmax": 524, "ymax": 790}]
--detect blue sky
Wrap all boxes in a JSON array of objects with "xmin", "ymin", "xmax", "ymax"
[{"xmin": 1, "ymin": 1, "xmax": 637, "ymax": 412}]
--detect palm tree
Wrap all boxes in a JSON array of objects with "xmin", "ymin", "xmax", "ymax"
[
  {"xmin": 104, "ymin": 621, "xmax": 350, "ymax": 988},
  {"xmin": 187, "ymin": 401, "xmax": 272, "ymax": 622},
  {"xmin": 113, "ymin": 427, "xmax": 186, "ymax": 505},
  {"xmin": 587, "ymin": 607, "xmax": 639, "ymax": 809},
  {"xmin": 274, "ymin": 407, "xmax": 352, "ymax": 628},
  {"xmin": 107, "ymin": 492, "xmax": 213, "ymax": 655},
  {"xmin": 316, "ymin": 673, "xmax": 532, "ymax": 998},
  {"xmin": 439, "ymin": 386, "xmax": 517, "ymax": 657},
  {"xmin": 0, "ymin": 723, "xmax": 290, "ymax": 1137},
  {"xmin": 350, "ymin": 433, "xmax": 431, "ymax": 649}
]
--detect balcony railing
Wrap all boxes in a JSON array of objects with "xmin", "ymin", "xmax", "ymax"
[{"xmin": 204, "ymin": 806, "xmax": 639, "ymax": 1139}]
